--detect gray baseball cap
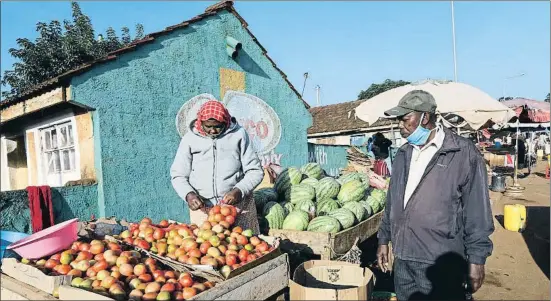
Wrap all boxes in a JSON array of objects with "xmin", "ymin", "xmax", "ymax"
[{"xmin": 384, "ymin": 90, "xmax": 437, "ymax": 117}]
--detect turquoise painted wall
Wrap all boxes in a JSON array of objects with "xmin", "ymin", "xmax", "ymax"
[
  {"xmin": 308, "ymin": 143, "xmax": 367, "ymax": 177},
  {"xmin": 0, "ymin": 185, "xmax": 98, "ymax": 233},
  {"xmin": 70, "ymin": 11, "xmax": 312, "ymax": 223}
]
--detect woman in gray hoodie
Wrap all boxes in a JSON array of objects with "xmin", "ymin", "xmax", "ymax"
[{"xmin": 170, "ymin": 100, "xmax": 264, "ymax": 233}]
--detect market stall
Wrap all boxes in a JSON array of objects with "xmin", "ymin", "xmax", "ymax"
[{"xmin": 0, "ymin": 209, "xmax": 291, "ymax": 301}]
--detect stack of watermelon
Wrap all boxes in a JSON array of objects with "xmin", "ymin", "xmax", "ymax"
[{"xmin": 254, "ymin": 162, "xmax": 388, "ymax": 234}]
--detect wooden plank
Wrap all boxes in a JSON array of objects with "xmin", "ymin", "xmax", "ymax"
[
  {"xmin": 330, "ymin": 211, "xmax": 384, "ymax": 257},
  {"xmin": 191, "ymin": 253, "xmax": 290, "ymax": 300},
  {"xmin": 0, "ymin": 258, "xmax": 71, "ymax": 295},
  {"xmin": 268, "ymin": 229, "xmax": 331, "ymax": 255},
  {"xmin": 268, "ymin": 211, "xmax": 384, "ymax": 259},
  {"xmin": 58, "ymin": 286, "xmax": 114, "ymax": 301},
  {"xmin": 1, "ymin": 274, "xmax": 57, "ymax": 300}
]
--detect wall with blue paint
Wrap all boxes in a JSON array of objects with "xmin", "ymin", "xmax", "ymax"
[
  {"xmin": 308, "ymin": 143, "xmax": 362, "ymax": 177},
  {"xmin": 70, "ymin": 11, "xmax": 312, "ymax": 223},
  {"xmin": 0, "ymin": 185, "xmax": 98, "ymax": 233}
]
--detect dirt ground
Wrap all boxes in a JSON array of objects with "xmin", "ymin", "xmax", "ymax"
[{"xmin": 475, "ymin": 160, "xmax": 550, "ymax": 300}]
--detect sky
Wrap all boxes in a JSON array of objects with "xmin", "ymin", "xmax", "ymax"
[{"xmin": 1, "ymin": 1, "xmax": 550, "ymax": 106}]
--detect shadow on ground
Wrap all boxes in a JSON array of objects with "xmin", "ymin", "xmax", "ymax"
[
  {"xmin": 522, "ymin": 206, "xmax": 550, "ymax": 279},
  {"xmin": 495, "ymin": 206, "xmax": 550, "ymax": 279}
]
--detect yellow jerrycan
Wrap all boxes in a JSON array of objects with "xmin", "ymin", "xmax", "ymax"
[{"xmin": 503, "ymin": 204, "xmax": 527, "ymax": 232}]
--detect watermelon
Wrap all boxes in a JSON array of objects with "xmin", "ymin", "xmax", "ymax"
[
  {"xmin": 274, "ymin": 167, "xmax": 303, "ymax": 195},
  {"xmin": 281, "ymin": 202, "xmax": 294, "ymax": 215},
  {"xmin": 253, "ymin": 188, "xmax": 278, "ymax": 213},
  {"xmin": 327, "ymin": 208, "xmax": 356, "ymax": 229},
  {"xmin": 294, "ymin": 199, "xmax": 316, "ymax": 214},
  {"xmin": 337, "ymin": 173, "xmax": 361, "ymax": 185},
  {"xmin": 301, "ymin": 163, "xmax": 324, "ymax": 180},
  {"xmin": 316, "ymin": 198, "xmax": 340, "ymax": 216},
  {"xmin": 358, "ymin": 200, "xmax": 373, "ymax": 218},
  {"xmin": 301, "ymin": 177, "xmax": 319, "ymax": 188},
  {"xmin": 282, "ymin": 210, "xmax": 310, "ymax": 231},
  {"xmin": 307, "ymin": 216, "xmax": 341, "ymax": 233},
  {"xmin": 263, "ymin": 202, "xmax": 286, "ymax": 230},
  {"xmin": 342, "ymin": 202, "xmax": 367, "ymax": 222},
  {"xmin": 315, "ymin": 177, "xmax": 341, "ymax": 200},
  {"xmin": 337, "ymin": 180, "xmax": 366, "ymax": 204},
  {"xmin": 366, "ymin": 195, "xmax": 381, "ymax": 213},
  {"xmin": 284, "ymin": 183, "xmax": 315, "ymax": 204}
]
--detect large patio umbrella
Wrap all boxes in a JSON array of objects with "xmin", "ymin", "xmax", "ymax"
[{"xmin": 355, "ymin": 80, "xmax": 515, "ymax": 130}]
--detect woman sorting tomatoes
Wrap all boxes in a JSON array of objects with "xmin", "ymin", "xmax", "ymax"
[{"xmin": 170, "ymin": 100, "xmax": 264, "ymax": 234}]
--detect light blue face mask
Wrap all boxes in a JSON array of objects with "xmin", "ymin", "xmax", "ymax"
[{"xmin": 406, "ymin": 113, "xmax": 436, "ymax": 146}]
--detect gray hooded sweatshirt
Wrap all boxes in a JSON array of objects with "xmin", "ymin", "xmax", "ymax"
[{"xmin": 170, "ymin": 119, "xmax": 264, "ymax": 206}]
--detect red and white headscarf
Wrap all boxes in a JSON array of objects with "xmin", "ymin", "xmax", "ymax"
[{"xmin": 194, "ymin": 100, "xmax": 232, "ymax": 136}]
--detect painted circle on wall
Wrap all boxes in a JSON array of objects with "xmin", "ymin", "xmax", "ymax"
[
  {"xmin": 223, "ymin": 90, "xmax": 282, "ymax": 155},
  {"xmin": 175, "ymin": 93, "xmax": 217, "ymax": 138}
]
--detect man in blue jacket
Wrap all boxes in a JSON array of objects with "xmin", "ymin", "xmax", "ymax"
[{"xmin": 377, "ymin": 90, "xmax": 494, "ymax": 300}]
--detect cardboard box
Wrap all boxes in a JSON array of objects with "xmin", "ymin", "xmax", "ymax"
[
  {"xmin": 0, "ymin": 258, "xmax": 71, "ymax": 295},
  {"xmin": 290, "ymin": 260, "xmax": 374, "ymax": 300}
]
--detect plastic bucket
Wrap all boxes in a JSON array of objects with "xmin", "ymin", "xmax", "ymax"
[
  {"xmin": 6, "ymin": 218, "xmax": 78, "ymax": 259},
  {"xmin": 1, "ymin": 231, "xmax": 29, "ymax": 260}
]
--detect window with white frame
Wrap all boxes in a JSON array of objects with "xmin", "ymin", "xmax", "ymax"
[{"xmin": 40, "ymin": 122, "xmax": 76, "ymax": 174}]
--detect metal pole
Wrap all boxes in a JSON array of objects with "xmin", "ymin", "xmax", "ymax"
[
  {"xmin": 301, "ymin": 72, "xmax": 309, "ymax": 97},
  {"xmin": 451, "ymin": 1, "xmax": 458, "ymax": 82},
  {"xmin": 513, "ymin": 121, "xmax": 519, "ymax": 185},
  {"xmin": 315, "ymin": 85, "xmax": 321, "ymax": 106}
]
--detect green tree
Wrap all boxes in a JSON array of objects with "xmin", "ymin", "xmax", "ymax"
[
  {"xmin": 134, "ymin": 24, "xmax": 145, "ymax": 41},
  {"xmin": 545, "ymin": 93, "xmax": 550, "ymax": 103},
  {"xmin": 1, "ymin": 2, "xmax": 144, "ymax": 99},
  {"xmin": 357, "ymin": 79, "xmax": 411, "ymax": 100}
]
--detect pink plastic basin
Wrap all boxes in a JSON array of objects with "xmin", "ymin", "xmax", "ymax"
[{"xmin": 6, "ymin": 218, "xmax": 79, "ymax": 259}]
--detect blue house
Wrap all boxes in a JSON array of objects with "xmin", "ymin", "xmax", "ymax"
[{"xmin": 0, "ymin": 1, "xmax": 312, "ymax": 228}]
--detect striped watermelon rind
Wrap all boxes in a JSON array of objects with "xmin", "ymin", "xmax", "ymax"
[
  {"xmin": 315, "ymin": 177, "xmax": 341, "ymax": 200},
  {"xmin": 301, "ymin": 163, "xmax": 324, "ymax": 180},
  {"xmin": 358, "ymin": 200, "xmax": 373, "ymax": 218},
  {"xmin": 337, "ymin": 180, "xmax": 366, "ymax": 204},
  {"xmin": 316, "ymin": 198, "xmax": 340, "ymax": 216},
  {"xmin": 294, "ymin": 199, "xmax": 316, "ymax": 214},
  {"xmin": 342, "ymin": 202, "xmax": 367, "ymax": 222},
  {"xmin": 327, "ymin": 208, "xmax": 356, "ymax": 229},
  {"xmin": 307, "ymin": 216, "xmax": 341, "ymax": 233},
  {"xmin": 282, "ymin": 210, "xmax": 310, "ymax": 231},
  {"xmin": 284, "ymin": 183, "xmax": 316, "ymax": 204},
  {"xmin": 263, "ymin": 201, "xmax": 286, "ymax": 230},
  {"xmin": 253, "ymin": 188, "xmax": 278, "ymax": 213},
  {"xmin": 337, "ymin": 172, "xmax": 361, "ymax": 185},
  {"xmin": 301, "ymin": 177, "xmax": 319, "ymax": 188},
  {"xmin": 274, "ymin": 167, "xmax": 303, "ymax": 195}
]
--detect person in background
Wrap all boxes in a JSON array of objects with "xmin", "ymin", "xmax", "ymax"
[
  {"xmin": 170, "ymin": 100, "xmax": 264, "ymax": 233},
  {"xmin": 377, "ymin": 90, "xmax": 494, "ymax": 301},
  {"xmin": 372, "ymin": 132, "xmax": 392, "ymax": 177}
]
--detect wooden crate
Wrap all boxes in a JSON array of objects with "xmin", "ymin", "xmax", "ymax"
[
  {"xmin": 269, "ymin": 211, "xmax": 383, "ymax": 260},
  {"xmin": 0, "ymin": 258, "xmax": 72, "ymax": 295},
  {"xmin": 0, "ymin": 274, "xmax": 57, "ymax": 300},
  {"xmin": 58, "ymin": 253, "xmax": 290, "ymax": 301}
]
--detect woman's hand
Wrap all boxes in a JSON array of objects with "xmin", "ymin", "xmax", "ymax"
[
  {"xmin": 185, "ymin": 192, "xmax": 204, "ymax": 211},
  {"xmin": 222, "ymin": 188, "xmax": 242, "ymax": 205}
]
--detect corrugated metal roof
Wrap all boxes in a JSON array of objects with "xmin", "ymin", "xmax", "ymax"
[
  {"xmin": 1, "ymin": 0, "xmax": 310, "ymax": 110},
  {"xmin": 308, "ymin": 100, "xmax": 396, "ymax": 135}
]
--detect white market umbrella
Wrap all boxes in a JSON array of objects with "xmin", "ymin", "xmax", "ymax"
[{"xmin": 355, "ymin": 80, "xmax": 515, "ymax": 130}]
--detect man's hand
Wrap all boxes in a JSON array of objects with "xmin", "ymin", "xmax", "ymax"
[
  {"xmin": 222, "ymin": 188, "xmax": 242, "ymax": 206},
  {"xmin": 469, "ymin": 263, "xmax": 485, "ymax": 293},
  {"xmin": 377, "ymin": 244, "xmax": 390, "ymax": 273},
  {"xmin": 185, "ymin": 192, "xmax": 204, "ymax": 211}
]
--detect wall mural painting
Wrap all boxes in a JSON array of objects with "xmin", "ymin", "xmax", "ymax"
[{"xmin": 176, "ymin": 91, "xmax": 284, "ymax": 168}]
